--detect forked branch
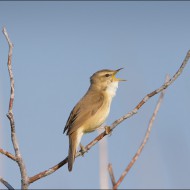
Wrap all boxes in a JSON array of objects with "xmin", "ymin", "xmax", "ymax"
[
  {"xmin": 1, "ymin": 27, "xmax": 189, "ymax": 188},
  {"xmin": 2, "ymin": 27, "xmax": 29, "ymax": 189}
]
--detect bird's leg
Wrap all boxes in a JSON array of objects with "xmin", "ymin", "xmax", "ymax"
[
  {"xmin": 79, "ymin": 143, "xmax": 87, "ymax": 156},
  {"xmin": 97, "ymin": 124, "xmax": 112, "ymax": 135},
  {"xmin": 104, "ymin": 125, "xmax": 112, "ymax": 135}
]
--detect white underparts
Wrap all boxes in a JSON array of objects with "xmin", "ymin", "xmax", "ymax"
[{"xmin": 106, "ymin": 81, "xmax": 119, "ymax": 98}]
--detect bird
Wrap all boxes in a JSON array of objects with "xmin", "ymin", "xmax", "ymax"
[{"xmin": 63, "ymin": 68, "xmax": 125, "ymax": 171}]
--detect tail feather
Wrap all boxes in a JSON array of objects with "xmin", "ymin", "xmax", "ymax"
[
  {"xmin": 68, "ymin": 133, "xmax": 77, "ymax": 171},
  {"xmin": 68, "ymin": 131, "xmax": 83, "ymax": 171}
]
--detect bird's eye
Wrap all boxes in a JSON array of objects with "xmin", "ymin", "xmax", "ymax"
[{"xmin": 105, "ymin": 74, "xmax": 110, "ymax": 77}]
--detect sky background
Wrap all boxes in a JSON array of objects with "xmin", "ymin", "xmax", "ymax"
[{"xmin": 0, "ymin": 1, "xmax": 190, "ymax": 189}]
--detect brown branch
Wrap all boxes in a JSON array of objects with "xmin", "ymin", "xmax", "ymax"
[
  {"xmin": 28, "ymin": 50, "xmax": 190, "ymax": 184},
  {"xmin": 113, "ymin": 75, "xmax": 169, "ymax": 189},
  {"xmin": 110, "ymin": 50, "xmax": 190, "ymax": 131},
  {"xmin": 29, "ymin": 157, "xmax": 68, "ymax": 183},
  {"xmin": 108, "ymin": 163, "xmax": 116, "ymax": 187},
  {"xmin": 0, "ymin": 176, "xmax": 15, "ymax": 190},
  {"xmin": 29, "ymin": 130, "xmax": 108, "ymax": 183},
  {"xmin": 0, "ymin": 148, "xmax": 16, "ymax": 161},
  {"xmin": 2, "ymin": 27, "xmax": 29, "ymax": 189}
]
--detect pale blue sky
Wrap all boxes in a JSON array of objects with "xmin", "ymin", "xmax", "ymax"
[{"xmin": 0, "ymin": 1, "xmax": 190, "ymax": 189}]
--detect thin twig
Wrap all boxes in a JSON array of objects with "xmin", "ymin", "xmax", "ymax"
[
  {"xmin": 110, "ymin": 50, "xmax": 190, "ymax": 132},
  {"xmin": 0, "ymin": 148, "xmax": 16, "ymax": 161},
  {"xmin": 113, "ymin": 75, "xmax": 169, "ymax": 189},
  {"xmin": 28, "ymin": 157, "xmax": 68, "ymax": 183},
  {"xmin": 2, "ymin": 27, "xmax": 29, "ymax": 189},
  {"xmin": 29, "ymin": 50, "xmax": 190, "ymax": 184},
  {"xmin": 0, "ymin": 176, "xmax": 15, "ymax": 190},
  {"xmin": 108, "ymin": 163, "xmax": 116, "ymax": 187}
]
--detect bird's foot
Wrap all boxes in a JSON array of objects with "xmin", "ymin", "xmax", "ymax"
[
  {"xmin": 104, "ymin": 126, "xmax": 112, "ymax": 135},
  {"xmin": 79, "ymin": 143, "xmax": 87, "ymax": 156}
]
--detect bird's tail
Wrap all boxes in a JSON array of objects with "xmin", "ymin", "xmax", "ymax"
[{"xmin": 68, "ymin": 131, "xmax": 83, "ymax": 171}]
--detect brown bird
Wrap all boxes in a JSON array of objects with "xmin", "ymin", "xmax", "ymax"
[{"xmin": 63, "ymin": 68, "xmax": 125, "ymax": 171}]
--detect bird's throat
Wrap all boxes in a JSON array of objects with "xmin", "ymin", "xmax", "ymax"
[{"xmin": 106, "ymin": 81, "xmax": 118, "ymax": 98}]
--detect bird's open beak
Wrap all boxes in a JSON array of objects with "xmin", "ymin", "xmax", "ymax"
[{"xmin": 113, "ymin": 68, "xmax": 126, "ymax": 82}]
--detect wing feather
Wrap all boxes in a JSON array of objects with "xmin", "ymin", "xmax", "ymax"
[{"xmin": 63, "ymin": 90, "xmax": 104, "ymax": 135}]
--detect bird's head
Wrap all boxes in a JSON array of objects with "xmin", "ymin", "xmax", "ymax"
[{"xmin": 90, "ymin": 68, "xmax": 126, "ymax": 93}]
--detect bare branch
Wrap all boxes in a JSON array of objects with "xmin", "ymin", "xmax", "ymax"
[
  {"xmin": 28, "ymin": 50, "xmax": 190, "ymax": 184},
  {"xmin": 0, "ymin": 148, "xmax": 16, "ymax": 161},
  {"xmin": 108, "ymin": 163, "xmax": 116, "ymax": 187},
  {"xmin": 0, "ymin": 176, "xmax": 15, "ymax": 190},
  {"xmin": 29, "ymin": 131, "xmax": 109, "ymax": 183},
  {"xmin": 113, "ymin": 75, "xmax": 169, "ymax": 189},
  {"xmin": 2, "ymin": 27, "xmax": 14, "ymax": 113},
  {"xmin": 110, "ymin": 50, "xmax": 190, "ymax": 132},
  {"xmin": 2, "ymin": 27, "xmax": 29, "ymax": 189},
  {"xmin": 29, "ymin": 158, "xmax": 68, "ymax": 183}
]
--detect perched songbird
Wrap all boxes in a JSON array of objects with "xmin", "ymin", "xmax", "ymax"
[{"xmin": 63, "ymin": 68, "xmax": 125, "ymax": 171}]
